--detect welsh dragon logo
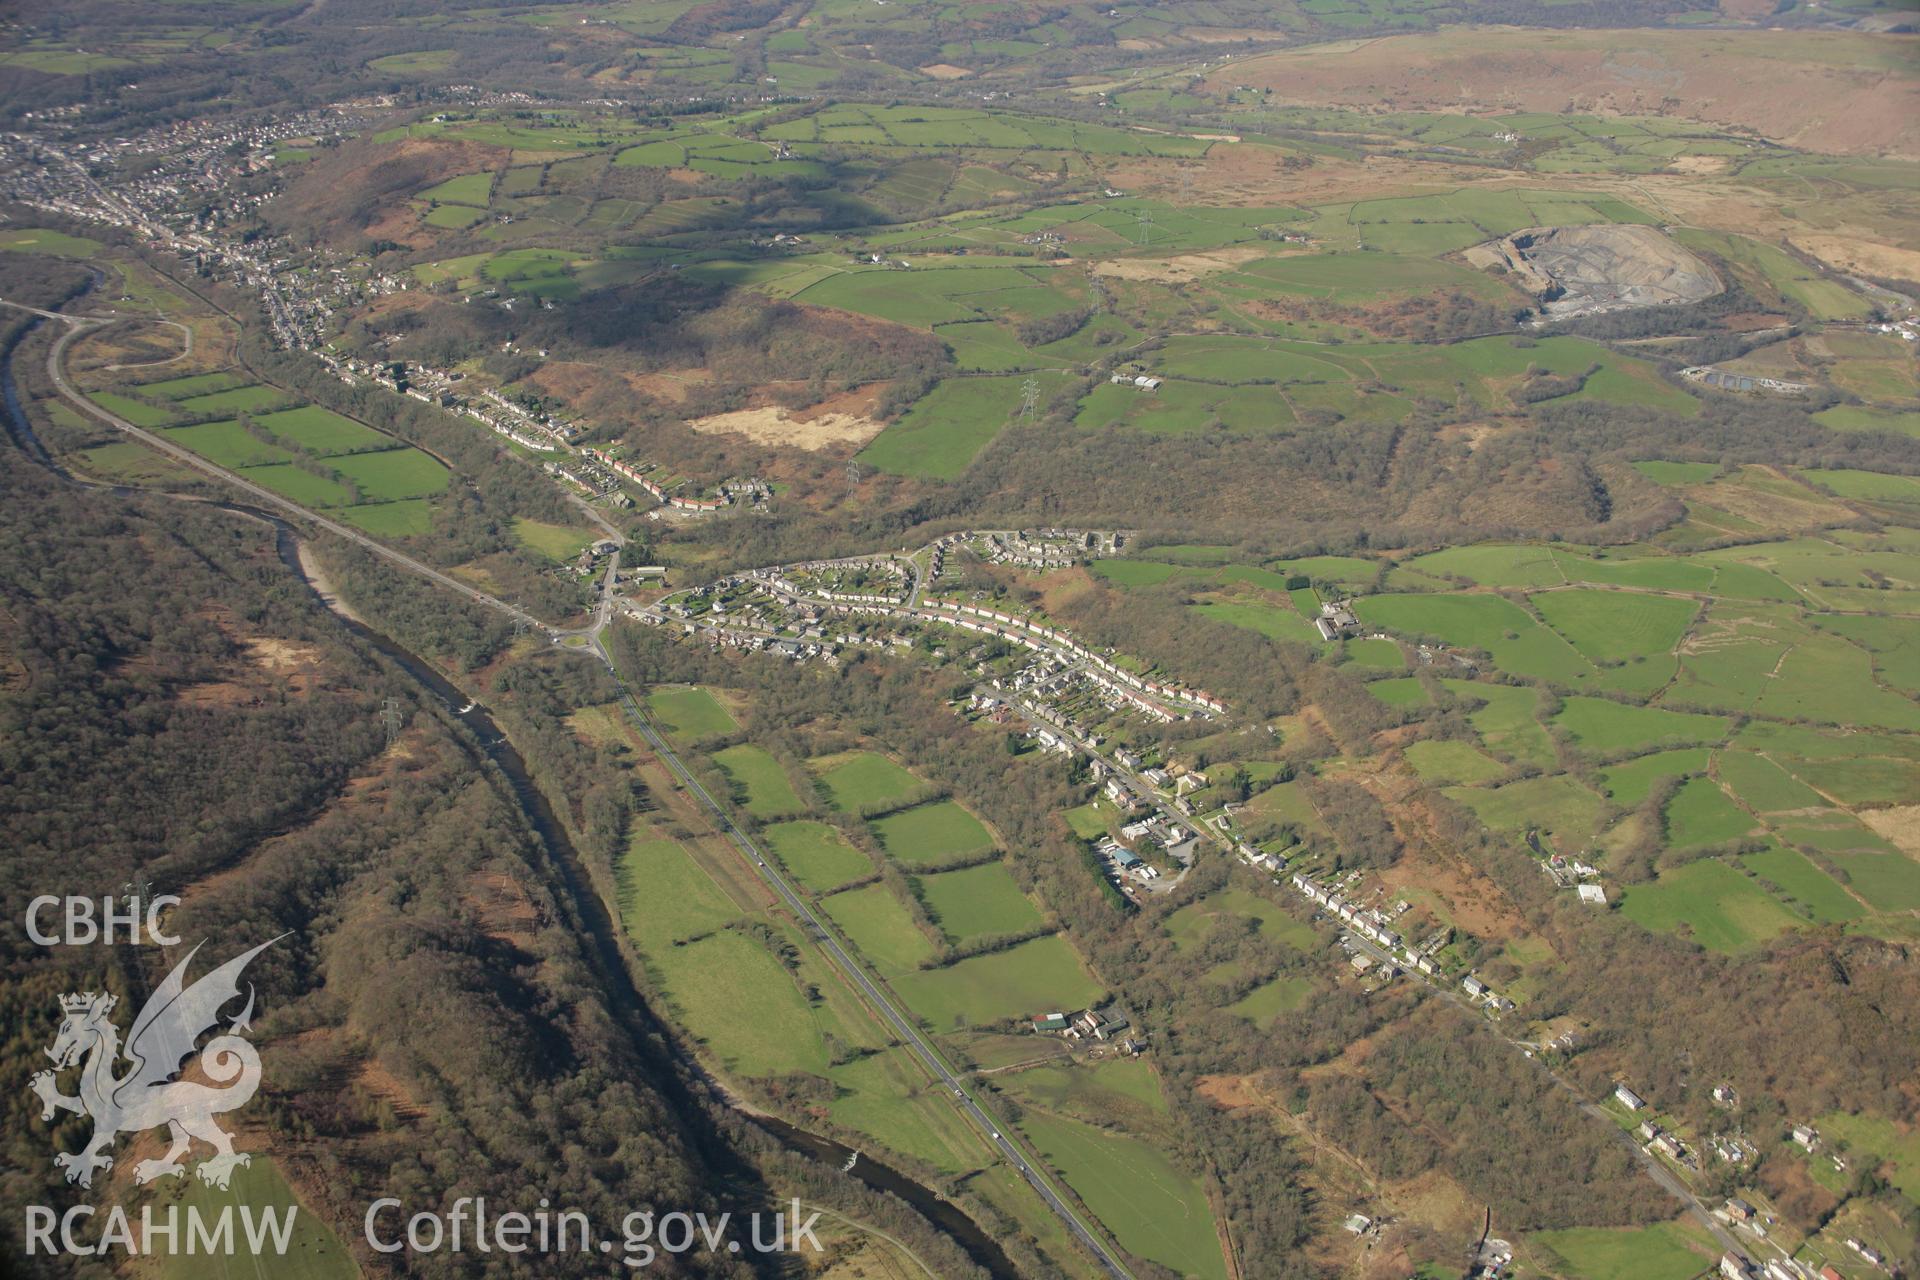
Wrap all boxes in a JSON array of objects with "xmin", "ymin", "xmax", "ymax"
[{"xmin": 31, "ymin": 937, "xmax": 280, "ymax": 1191}]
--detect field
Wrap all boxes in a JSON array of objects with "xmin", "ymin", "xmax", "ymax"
[
  {"xmin": 616, "ymin": 835, "xmax": 739, "ymax": 950},
  {"xmin": 162, "ymin": 421, "xmax": 292, "ymax": 468},
  {"xmin": 870, "ymin": 800, "xmax": 995, "ymax": 866},
  {"xmin": 1226, "ymin": 975, "xmax": 1313, "ymax": 1026},
  {"xmin": 173, "ymin": 384, "xmax": 286, "ymax": 416},
  {"xmin": 90, "ymin": 391, "xmax": 179, "ymax": 427},
  {"xmin": 1664, "ymin": 777, "xmax": 1756, "ymax": 849},
  {"xmin": 0, "ymin": 228, "xmax": 104, "ymax": 256},
  {"xmin": 1167, "ymin": 888, "xmax": 1317, "ymax": 952},
  {"xmin": 824, "ymin": 883, "xmax": 936, "ymax": 973},
  {"xmin": 1446, "ymin": 776, "xmax": 1607, "ymax": 844},
  {"xmin": 150, "ymin": 1157, "xmax": 357, "ymax": 1280},
  {"xmin": 649, "ymin": 929, "xmax": 825, "ymax": 1076},
  {"xmin": 254, "ymin": 406, "xmax": 390, "ymax": 454},
  {"xmin": 1529, "ymin": 1221, "xmax": 1716, "ymax": 1280},
  {"xmin": 511, "ymin": 516, "xmax": 597, "ymax": 562},
  {"xmin": 1532, "ymin": 589, "xmax": 1697, "ymax": 664},
  {"xmin": 1620, "ymin": 859, "xmax": 1801, "ymax": 953},
  {"xmin": 712, "ymin": 744, "xmax": 806, "ymax": 817},
  {"xmin": 1740, "ymin": 846, "xmax": 1862, "ymax": 923},
  {"xmin": 647, "ymin": 685, "xmax": 738, "ymax": 738},
  {"xmin": 1016, "ymin": 1109, "xmax": 1226, "ymax": 1280},
  {"xmin": 915, "ymin": 862, "xmax": 1043, "ymax": 941},
  {"xmin": 328, "ymin": 449, "xmax": 451, "ymax": 500},
  {"xmin": 856, "ymin": 373, "xmax": 1063, "ymax": 480},
  {"xmin": 237, "ymin": 464, "xmax": 354, "ymax": 507},
  {"xmin": 1552, "ymin": 698, "xmax": 1728, "ymax": 753},
  {"xmin": 1404, "ymin": 739, "xmax": 1508, "ymax": 785},
  {"xmin": 815, "ymin": 750, "xmax": 923, "ymax": 812},
  {"xmin": 337, "ymin": 500, "xmax": 432, "ymax": 536},
  {"xmin": 1356, "ymin": 594, "xmax": 1596, "ymax": 686},
  {"xmin": 892, "ymin": 935, "xmax": 1102, "ymax": 1029},
  {"xmin": 763, "ymin": 820, "xmax": 872, "ymax": 892}
]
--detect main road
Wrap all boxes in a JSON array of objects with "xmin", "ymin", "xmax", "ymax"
[
  {"xmin": 13, "ymin": 295, "xmax": 1138, "ymax": 1280},
  {"xmin": 593, "ymin": 630, "xmax": 1138, "ymax": 1279}
]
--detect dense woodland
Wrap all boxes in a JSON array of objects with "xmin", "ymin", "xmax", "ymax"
[{"xmin": 0, "ymin": 445, "xmax": 1002, "ymax": 1278}]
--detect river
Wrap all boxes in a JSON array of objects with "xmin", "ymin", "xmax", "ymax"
[{"xmin": 2, "ymin": 320, "xmax": 1015, "ymax": 1277}]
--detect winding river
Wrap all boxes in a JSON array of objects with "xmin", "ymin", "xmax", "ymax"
[{"xmin": 2, "ymin": 335, "xmax": 1016, "ymax": 1278}]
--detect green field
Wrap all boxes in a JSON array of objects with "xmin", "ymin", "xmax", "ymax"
[
  {"xmin": 1226, "ymin": 975, "xmax": 1313, "ymax": 1026},
  {"xmin": 870, "ymin": 800, "xmax": 995, "ymax": 866},
  {"xmin": 1446, "ymin": 776, "xmax": 1606, "ymax": 844},
  {"xmin": 764, "ymin": 820, "xmax": 873, "ymax": 892},
  {"xmin": 1532, "ymin": 589, "xmax": 1697, "ymax": 664},
  {"xmin": 236, "ymin": 464, "xmax": 355, "ymax": 507},
  {"xmin": 1017, "ymin": 1109, "xmax": 1226, "ymax": 1280},
  {"xmin": 90, "ymin": 391, "xmax": 179, "ymax": 427},
  {"xmin": 174, "ymin": 384, "xmax": 287, "ymax": 417},
  {"xmin": 1193, "ymin": 600, "xmax": 1324, "ymax": 646},
  {"xmin": 1345, "ymin": 636, "xmax": 1405, "ymax": 669},
  {"xmin": 327, "ymin": 449, "xmax": 451, "ymax": 500},
  {"xmin": 857, "ymin": 373, "xmax": 1060, "ymax": 480},
  {"xmin": 824, "ymin": 883, "xmax": 937, "ymax": 972},
  {"xmin": 892, "ymin": 935, "xmax": 1102, "ymax": 1029},
  {"xmin": 136, "ymin": 371, "xmax": 250, "ymax": 399},
  {"xmin": 0, "ymin": 228, "xmax": 104, "ymax": 256},
  {"xmin": 1740, "ymin": 846, "xmax": 1863, "ymax": 923},
  {"xmin": 150, "ymin": 1157, "xmax": 357, "ymax": 1280},
  {"xmin": 1167, "ymin": 888, "xmax": 1317, "ymax": 952},
  {"xmin": 1621, "ymin": 858, "xmax": 1801, "ymax": 953},
  {"xmin": 647, "ymin": 685, "xmax": 739, "ymax": 738},
  {"xmin": 419, "ymin": 171, "xmax": 495, "ymax": 207},
  {"xmin": 254, "ymin": 406, "xmax": 390, "ymax": 455},
  {"xmin": 616, "ymin": 835, "xmax": 741, "ymax": 950},
  {"xmin": 1664, "ymin": 778, "xmax": 1755, "ymax": 849},
  {"xmin": 1404, "ymin": 738, "xmax": 1508, "ymax": 785},
  {"xmin": 712, "ymin": 744, "xmax": 806, "ymax": 818},
  {"xmin": 1356, "ymin": 594, "xmax": 1596, "ymax": 685},
  {"xmin": 815, "ymin": 750, "xmax": 923, "ymax": 812},
  {"xmin": 511, "ymin": 517, "xmax": 597, "ymax": 561},
  {"xmin": 336, "ymin": 499, "xmax": 432, "ymax": 536},
  {"xmin": 649, "ymin": 929, "xmax": 826, "ymax": 1076},
  {"xmin": 163, "ymin": 421, "xmax": 293, "ymax": 468},
  {"xmin": 1553, "ymin": 698, "xmax": 1728, "ymax": 753},
  {"xmin": 1802, "ymin": 468, "xmax": 1920, "ymax": 505},
  {"xmin": 1530, "ymin": 1221, "xmax": 1715, "ymax": 1280},
  {"xmin": 915, "ymin": 861, "xmax": 1043, "ymax": 941},
  {"xmin": 1596, "ymin": 748, "xmax": 1712, "ymax": 807},
  {"xmin": 1442, "ymin": 680, "xmax": 1557, "ymax": 767}
]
